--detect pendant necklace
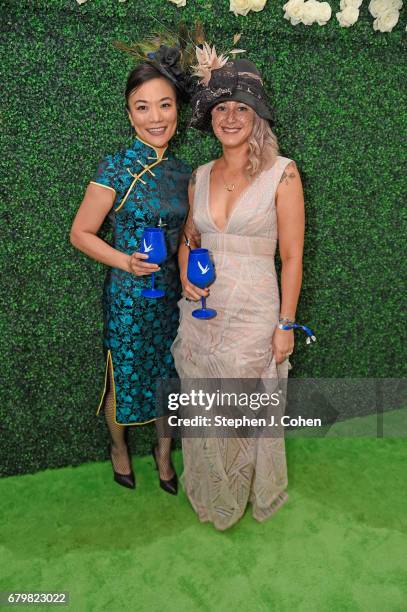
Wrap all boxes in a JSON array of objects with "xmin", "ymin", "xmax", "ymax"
[{"xmin": 221, "ymin": 171, "xmax": 237, "ymax": 192}]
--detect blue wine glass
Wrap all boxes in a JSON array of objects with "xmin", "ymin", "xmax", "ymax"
[
  {"xmin": 139, "ymin": 227, "xmax": 167, "ymax": 299},
  {"xmin": 187, "ymin": 248, "xmax": 217, "ymax": 319}
]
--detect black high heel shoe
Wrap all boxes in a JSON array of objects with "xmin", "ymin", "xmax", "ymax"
[
  {"xmin": 108, "ymin": 443, "xmax": 136, "ymax": 490},
  {"xmin": 151, "ymin": 445, "xmax": 178, "ymax": 496}
]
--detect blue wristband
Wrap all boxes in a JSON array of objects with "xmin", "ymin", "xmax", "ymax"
[{"xmin": 278, "ymin": 322, "xmax": 316, "ymax": 344}]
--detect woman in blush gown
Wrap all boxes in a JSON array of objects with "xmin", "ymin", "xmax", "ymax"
[{"xmin": 171, "ymin": 50, "xmax": 305, "ymax": 530}]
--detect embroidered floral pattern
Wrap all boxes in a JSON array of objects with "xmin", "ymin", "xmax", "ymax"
[{"xmin": 93, "ymin": 138, "xmax": 191, "ymax": 423}]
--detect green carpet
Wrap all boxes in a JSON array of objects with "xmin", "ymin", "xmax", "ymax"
[{"xmin": 1, "ymin": 438, "xmax": 406, "ymax": 612}]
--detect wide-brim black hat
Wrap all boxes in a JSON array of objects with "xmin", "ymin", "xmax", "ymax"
[{"xmin": 190, "ymin": 58, "xmax": 273, "ymax": 133}]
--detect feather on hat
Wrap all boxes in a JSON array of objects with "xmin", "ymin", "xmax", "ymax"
[{"xmin": 191, "ymin": 43, "xmax": 229, "ymax": 86}]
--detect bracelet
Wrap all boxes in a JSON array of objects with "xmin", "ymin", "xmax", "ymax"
[
  {"xmin": 278, "ymin": 321, "xmax": 317, "ymax": 345},
  {"xmin": 183, "ymin": 233, "xmax": 191, "ymax": 250},
  {"xmin": 279, "ymin": 316, "xmax": 295, "ymax": 326}
]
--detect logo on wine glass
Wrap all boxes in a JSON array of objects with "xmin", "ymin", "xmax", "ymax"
[
  {"xmin": 139, "ymin": 227, "xmax": 167, "ymax": 299},
  {"xmin": 187, "ymin": 248, "xmax": 217, "ymax": 319},
  {"xmin": 143, "ymin": 239, "xmax": 154, "ymax": 253},
  {"xmin": 198, "ymin": 261, "xmax": 210, "ymax": 275}
]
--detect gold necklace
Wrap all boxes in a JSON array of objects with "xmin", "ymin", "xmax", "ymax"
[{"xmin": 221, "ymin": 171, "xmax": 239, "ymax": 192}]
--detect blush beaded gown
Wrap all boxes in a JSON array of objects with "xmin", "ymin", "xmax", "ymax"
[{"xmin": 171, "ymin": 156, "xmax": 295, "ymax": 530}]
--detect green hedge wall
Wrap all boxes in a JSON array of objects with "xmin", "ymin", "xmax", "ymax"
[{"xmin": 1, "ymin": 0, "xmax": 406, "ymax": 476}]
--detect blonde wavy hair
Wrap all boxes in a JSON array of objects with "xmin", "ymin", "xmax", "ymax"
[{"xmin": 247, "ymin": 114, "xmax": 279, "ymax": 178}]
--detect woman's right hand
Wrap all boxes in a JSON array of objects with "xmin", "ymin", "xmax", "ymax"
[
  {"xmin": 128, "ymin": 252, "xmax": 161, "ymax": 276},
  {"xmin": 181, "ymin": 274, "xmax": 209, "ymax": 301}
]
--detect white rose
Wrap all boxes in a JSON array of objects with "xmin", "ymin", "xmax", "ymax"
[
  {"xmin": 283, "ymin": 0, "xmax": 305, "ymax": 26},
  {"xmin": 283, "ymin": 0, "xmax": 304, "ymax": 8},
  {"xmin": 373, "ymin": 9, "xmax": 400, "ymax": 31},
  {"xmin": 340, "ymin": 0, "xmax": 362, "ymax": 9},
  {"xmin": 249, "ymin": 0, "xmax": 268, "ymax": 11},
  {"xmin": 315, "ymin": 1, "xmax": 332, "ymax": 25},
  {"xmin": 369, "ymin": 0, "xmax": 402, "ymax": 18},
  {"xmin": 301, "ymin": 0, "xmax": 320, "ymax": 25},
  {"xmin": 230, "ymin": 0, "xmax": 252, "ymax": 16},
  {"xmin": 168, "ymin": 0, "xmax": 186, "ymax": 6},
  {"xmin": 336, "ymin": 6, "xmax": 360, "ymax": 26}
]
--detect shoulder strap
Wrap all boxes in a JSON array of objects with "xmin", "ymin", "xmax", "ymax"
[
  {"xmin": 195, "ymin": 161, "xmax": 213, "ymax": 188},
  {"xmin": 192, "ymin": 161, "xmax": 213, "ymax": 208}
]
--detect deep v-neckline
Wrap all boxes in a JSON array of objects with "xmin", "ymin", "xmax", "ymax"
[{"xmin": 205, "ymin": 160, "xmax": 259, "ymax": 233}]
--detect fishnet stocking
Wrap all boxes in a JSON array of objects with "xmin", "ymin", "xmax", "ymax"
[
  {"xmin": 103, "ymin": 359, "xmax": 174, "ymax": 479},
  {"xmin": 155, "ymin": 419, "xmax": 175, "ymax": 481},
  {"xmin": 104, "ymin": 360, "xmax": 132, "ymax": 475}
]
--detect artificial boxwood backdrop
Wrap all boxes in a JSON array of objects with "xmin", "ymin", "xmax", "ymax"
[{"xmin": 1, "ymin": 0, "xmax": 406, "ymax": 476}]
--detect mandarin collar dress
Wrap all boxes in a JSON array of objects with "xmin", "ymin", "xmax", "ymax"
[{"xmin": 91, "ymin": 136, "xmax": 190, "ymax": 424}]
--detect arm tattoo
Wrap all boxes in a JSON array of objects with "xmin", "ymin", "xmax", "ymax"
[
  {"xmin": 189, "ymin": 169, "xmax": 197, "ymax": 189},
  {"xmin": 279, "ymin": 161, "xmax": 297, "ymax": 186}
]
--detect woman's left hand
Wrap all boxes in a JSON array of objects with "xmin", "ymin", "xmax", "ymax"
[{"xmin": 272, "ymin": 327, "xmax": 294, "ymax": 365}]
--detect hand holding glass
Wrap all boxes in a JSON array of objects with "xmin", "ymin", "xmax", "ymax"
[
  {"xmin": 139, "ymin": 227, "xmax": 167, "ymax": 299},
  {"xmin": 187, "ymin": 248, "xmax": 217, "ymax": 319}
]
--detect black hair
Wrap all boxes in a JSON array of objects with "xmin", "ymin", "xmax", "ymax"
[{"xmin": 125, "ymin": 62, "xmax": 180, "ymax": 109}]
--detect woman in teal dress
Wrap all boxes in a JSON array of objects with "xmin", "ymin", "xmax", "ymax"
[{"xmin": 70, "ymin": 45, "xmax": 192, "ymax": 493}]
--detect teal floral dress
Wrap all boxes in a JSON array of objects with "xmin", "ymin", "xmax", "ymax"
[{"xmin": 91, "ymin": 136, "xmax": 190, "ymax": 425}]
